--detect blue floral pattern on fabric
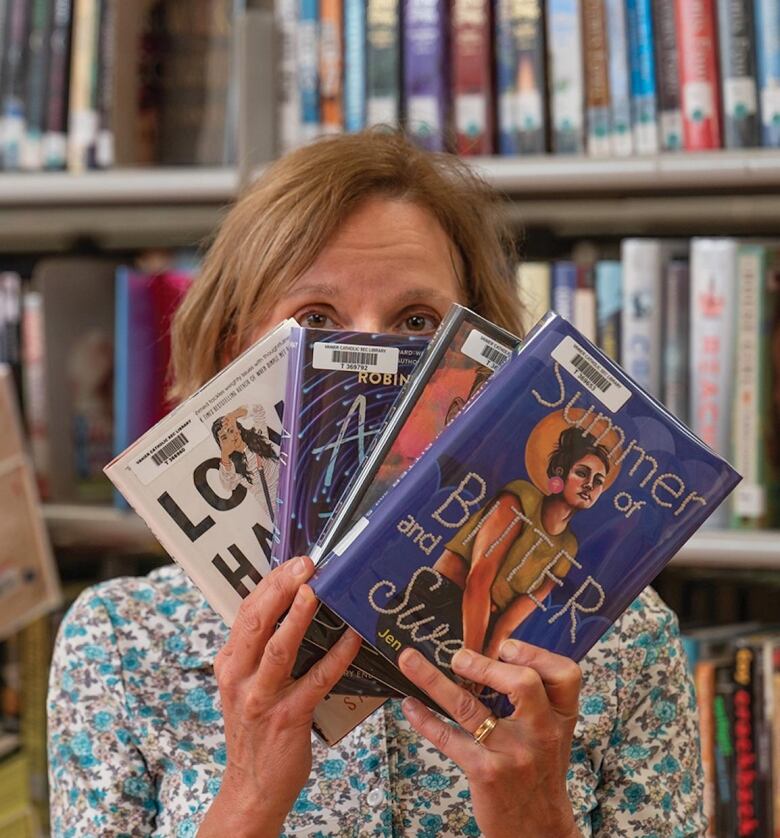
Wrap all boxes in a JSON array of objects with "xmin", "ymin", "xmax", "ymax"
[{"xmin": 48, "ymin": 565, "xmax": 704, "ymax": 836}]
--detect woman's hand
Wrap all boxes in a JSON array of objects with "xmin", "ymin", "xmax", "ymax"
[
  {"xmin": 198, "ymin": 556, "xmax": 362, "ymax": 837},
  {"xmin": 398, "ymin": 640, "xmax": 582, "ymax": 838}
]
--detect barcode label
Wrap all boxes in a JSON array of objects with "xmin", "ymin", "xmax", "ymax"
[
  {"xmin": 313, "ymin": 342, "xmax": 399, "ymax": 373},
  {"xmin": 461, "ymin": 329, "xmax": 512, "ymax": 371},
  {"xmin": 128, "ymin": 414, "xmax": 210, "ymax": 485},
  {"xmin": 551, "ymin": 336, "xmax": 631, "ymax": 413}
]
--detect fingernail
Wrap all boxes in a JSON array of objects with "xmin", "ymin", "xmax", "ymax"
[
  {"xmin": 452, "ymin": 648, "xmax": 473, "ymax": 669},
  {"xmin": 402, "ymin": 697, "xmax": 421, "ymax": 719},
  {"xmin": 399, "ymin": 648, "xmax": 421, "ymax": 670},
  {"xmin": 499, "ymin": 639, "xmax": 519, "ymax": 660},
  {"xmin": 293, "ymin": 556, "xmax": 310, "ymax": 577}
]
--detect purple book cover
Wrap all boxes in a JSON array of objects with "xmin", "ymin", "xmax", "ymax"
[
  {"xmin": 403, "ymin": 0, "xmax": 449, "ymax": 151},
  {"xmin": 312, "ymin": 313, "xmax": 740, "ymax": 718},
  {"xmin": 272, "ymin": 328, "xmax": 428, "ymax": 568}
]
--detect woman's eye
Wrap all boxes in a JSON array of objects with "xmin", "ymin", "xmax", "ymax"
[
  {"xmin": 403, "ymin": 313, "xmax": 438, "ymax": 333},
  {"xmin": 299, "ymin": 311, "xmax": 332, "ymax": 329}
]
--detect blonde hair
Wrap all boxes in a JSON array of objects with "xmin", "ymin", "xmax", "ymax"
[{"xmin": 169, "ymin": 130, "xmax": 523, "ymax": 401}]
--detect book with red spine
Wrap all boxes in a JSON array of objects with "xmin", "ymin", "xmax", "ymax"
[
  {"xmin": 674, "ymin": 0, "xmax": 722, "ymax": 149},
  {"xmin": 320, "ymin": 0, "xmax": 344, "ymax": 134},
  {"xmin": 452, "ymin": 0, "xmax": 493, "ymax": 155}
]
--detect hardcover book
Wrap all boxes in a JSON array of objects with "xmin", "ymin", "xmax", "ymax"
[
  {"xmin": 594, "ymin": 260, "xmax": 622, "ymax": 361},
  {"xmin": 272, "ymin": 328, "xmax": 429, "ymax": 568},
  {"xmin": 105, "ymin": 320, "xmax": 387, "ymax": 744},
  {"xmin": 675, "ymin": 0, "xmax": 722, "ymax": 149},
  {"xmin": 546, "ymin": 0, "xmax": 584, "ymax": 153},
  {"xmin": 495, "ymin": 0, "xmax": 545, "ymax": 155},
  {"xmin": 754, "ymin": 0, "xmax": 780, "ymax": 147},
  {"xmin": 582, "ymin": 0, "xmax": 611, "ymax": 157},
  {"xmin": 453, "ymin": 0, "xmax": 493, "ymax": 155},
  {"xmin": 689, "ymin": 238, "xmax": 738, "ymax": 527},
  {"xmin": 403, "ymin": 0, "xmax": 449, "ymax": 151},
  {"xmin": 604, "ymin": 0, "xmax": 633, "ymax": 155},
  {"xmin": 312, "ymin": 314, "xmax": 739, "ymax": 716},
  {"xmin": 319, "ymin": 0, "xmax": 343, "ymax": 134},
  {"xmin": 652, "ymin": 0, "xmax": 684, "ymax": 150},
  {"xmin": 366, "ymin": 0, "xmax": 401, "ymax": 128},
  {"xmin": 716, "ymin": 0, "xmax": 760, "ymax": 148},
  {"xmin": 311, "ymin": 313, "xmax": 740, "ymax": 719},
  {"xmin": 661, "ymin": 259, "xmax": 690, "ymax": 424},
  {"xmin": 516, "ymin": 262, "xmax": 551, "ymax": 335},
  {"xmin": 343, "ymin": 0, "xmax": 367, "ymax": 133},
  {"xmin": 299, "ymin": 0, "xmax": 321, "ymax": 141},
  {"xmin": 626, "ymin": 0, "xmax": 660, "ymax": 154}
]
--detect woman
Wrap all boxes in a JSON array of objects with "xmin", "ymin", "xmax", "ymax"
[
  {"xmin": 434, "ymin": 426, "xmax": 611, "ymax": 660},
  {"xmin": 48, "ymin": 131, "xmax": 704, "ymax": 837},
  {"xmin": 212, "ymin": 405, "xmax": 280, "ymax": 521}
]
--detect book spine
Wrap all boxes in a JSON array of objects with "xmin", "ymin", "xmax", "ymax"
[
  {"xmin": 43, "ymin": 0, "xmax": 72, "ymax": 170},
  {"xmin": 734, "ymin": 644, "xmax": 762, "ymax": 836},
  {"xmin": 772, "ymin": 644, "xmax": 780, "ymax": 837},
  {"xmin": 20, "ymin": 292, "xmax": 50, "ymax": 500},
  {"xmin": 651, "ymin": 0, "xmax": 684, "ymax": 150},
  {"xmin": 675, "ymin": 0, "xmax": 722, "ymax": 149},
  {"xmin": 620, "ymin": 239, "xmax": 663, "ymax": 398},
  {"xmin": 453, "ymin": 0, "xmax": 492, "ymax": 155},
  {"xmin": 343, "ymin": 0, "xmax": 366, "ymax": 132},
  {"xmin": 551, "ymin": 261, "xmax": 576, "ymax": 323},
  {"xmin": 604, "ymin": 0, "xmax": 633, "ymax": 155},
  {"xmin": 298, "ymin": 0, "xmax": 321, "ymax": 142},
  {"xmin": 582, "ymin": 0, "xmax": 610, "ymax": 156},
  {"xmin": 545, "ymin": 0, "xmax": 584, "ymax": 153},
  {"xmin": 516, "ymin": 262, "xmax": 551, "ymax": 334},
  {"xmin": 764, "ymin": 253, "xmax": 780, "ymax": 528},
  {"xmin": 319, "ymin": 0, "xmax": 343, "ymax": 134},
  {"xmin": 67, "ymin": 0, "xmax": 99, "ymax": 171},
  {"xmin": 689, "ymin": 238, "xmax": 738, "ymax": 527},
  {"xmin": 403, "ymin": 0, "xmax": 449, "ymax": 151},
  {"xmin": 715, "ymin": 659, "xmax": 738, "ymax": 837},
  {"xmin": 1, "ymin": 0, "xmax": 31, "ymax": 171},
  {"xmin": 732, "ymin": 245, "xmax": 767, "ymax": 528},
  {"xmin": 21, "ymin": 0, "xmax": 52, "ymax": 171},
  {"xmin": 661, "ymin": 259, "xmax": 690, "ymax": 425},
  {"xmin": 754, "ymin": 0, "xmax": 780, "ymax": 147},
  {"xmin": 573, "ymin": 267, "xmax": 596, "ymax": 341},
  {"xmin": 594, "ymin": 260, "xmax": 622, "ymax": 361},
  {"xmin": 495, "ymin": 0, "xmax": 545, "ymax": 155},
  {"xmin": 94, "ymin": 0, "xmax": 115, "ymax": 167},
  {"xmin": 625, "ymin": 0, "xmax": 659, "ymax": 153},
  {"xmin": 694, "ymin": 660, "xmax": 718, "ymax": 838},
  {"xmin": 276, "ymin": 0, "xmax": 300, "ymax": 154},
  {"xmin": 366, "ymin": 0, "xmax": 401, "ymax": 128},
  {"xmin": 717, "ymin": 0, "xmax": 761, "ymax": 148}
]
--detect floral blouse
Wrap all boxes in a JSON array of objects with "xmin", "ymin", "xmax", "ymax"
[{"xmin": 48, "ymin": 564, "xmax": 705, "ymax": 837}]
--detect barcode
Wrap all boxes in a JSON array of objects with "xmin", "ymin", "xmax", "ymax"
[
  {"xmin": 481, "ymin": 345, "xmax": 509, "ymax": 366},
  {"xmin": 571, "ymin": 353, "xmax": 612, "ymax": 393},
  {"xmin": 330, "ymin": 349, "xmax": 379, "ymax": 367},
  {"xmin": 151, "ymin": 433, "xmax": 189, "ymax": 466}
]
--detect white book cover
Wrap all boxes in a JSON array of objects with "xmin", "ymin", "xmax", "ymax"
[
  {"xmin": 689, "ymin": 238, "xmax": 738, "ymax": 528},
  {"xmin": 276, "ymin": 0, "xmax": 301, "ymax": 154},
  {"xmin": 620, "ymin": 239, "xmax": 664, "ymax": 398},
  {"xmin": 105, "ymin": 319, "xmax": 384, "ymax": 744}
]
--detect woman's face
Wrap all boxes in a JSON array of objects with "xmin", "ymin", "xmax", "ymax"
[
  {"xmin": 218, "ymin": 418, "xmax": 244, "ymax": 451},
  {"xmin": 251, "ymin": 197, "xmax": 465, "ymax": 340},
  {"xmin": 561, "ymin": 454, "xmax": 607, "ymax": 510}
]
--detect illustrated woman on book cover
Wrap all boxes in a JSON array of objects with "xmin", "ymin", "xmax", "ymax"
[
  {"xmin": 211, "ymin": 405, "xmax": 279, "ymax": 521},
  {"xmin": 49, "ymin": 131, "xmax": 705, "ymax": 838},
  {"xmin": 434, "ymin": 416, "xmax": 618, "ymax": 659}
]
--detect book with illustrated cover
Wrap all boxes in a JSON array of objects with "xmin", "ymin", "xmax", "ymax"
[
  {"xmin": 273, "ymin": 328, "xmax": 429, "ymax": 568},
  {"xmin": 105, "ymin": 320, "xmax": 388, "ymax": 745},
  {"xmin": 311, "ymin": 313, "xmax": 740, "ymax": 719}
]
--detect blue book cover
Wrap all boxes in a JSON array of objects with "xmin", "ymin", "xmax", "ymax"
[
  {"xmin": 299, "ymin": 0, "xmax": 321, "ymax": 141},
  {"xmin": 311, "ymin": 314, "xmax": 740, "ymax": 718},
  {"xmin": 625, "ymin": 0, "xmax": 659, "ymax": 153},
  {"xmin": 272, "ymin": 328, "xmax": 428, "ymax": 568},
  {"xmin": 403, "ymin": 0, "xmax": 449, "ymax": 151},
  {"xmin": 754, "ymin": 0, "xmax": 780, "ymax": 146},
  {"xmin": 552, "ymin": 261, "xmax": 577, "ymax": 323},
  {"xmin": 594, "ymin": 260, "xmax": 622, "ymax": 362},
  {"xmin": 344, "ymin": 0, "xmax": 367, "ymax": 132},
  {"xmin": 495, "ymin": 0, "xmax": 546, "ymax": 155}
]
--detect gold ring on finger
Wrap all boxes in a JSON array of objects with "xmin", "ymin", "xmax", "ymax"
[{"xmin": 473, "ymin": 714, "xmax": 498, "ymax": 746}]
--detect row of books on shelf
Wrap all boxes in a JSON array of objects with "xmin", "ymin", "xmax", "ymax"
[
  {"xmin": 105, "ymin": 307, "xmax": 740, "ymax": 744},
  {"xmin": 277, "ymin": 0, "xmax": 780, "ymax": 157},
  {"xmin": 683, "ymin": 623, "xmax": 780, "ymax": 838},
  {"xmin": 1, "ymin": 236, "xmax": 778, "ymax": 532},
  {"xmin": 0, "ymin": 0, "xmax": 243, "ymax": 172}
]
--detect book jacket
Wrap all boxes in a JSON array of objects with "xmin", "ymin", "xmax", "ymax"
[
  {"xmin": 311, "ymin": 313, "xmax": 740, "ymax": 718},
  {"xmin": 273, "ymin": 328, "xmax": 429, "ymax": 568}
]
